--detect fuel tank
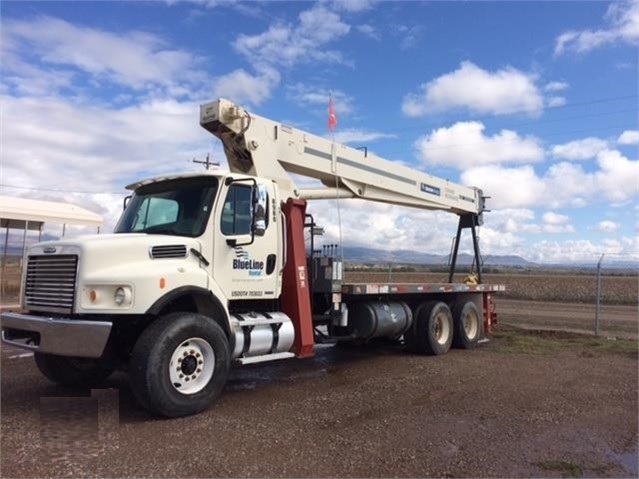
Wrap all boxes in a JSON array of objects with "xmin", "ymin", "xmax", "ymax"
[
  {"xmin": 231, "ymin": 312, "xmax": 295, "ymax": 359},
  {"xmin": 348, "ymin": 301, "xmax": 413, "ymax": 340}
]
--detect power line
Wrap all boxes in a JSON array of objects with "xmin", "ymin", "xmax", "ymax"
[{"xmin": 355, "ymin": 93, "xmax": 639, "ymax": 138}]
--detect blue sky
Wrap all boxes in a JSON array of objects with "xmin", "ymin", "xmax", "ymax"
[{"xmin": 1, "ymin": 0, "xmax": 637, "ymax": 262}]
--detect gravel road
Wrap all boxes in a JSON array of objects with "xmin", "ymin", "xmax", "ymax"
[{"xmin": 1, "ymin": 322, "xmax": 637, "ymax": 478}]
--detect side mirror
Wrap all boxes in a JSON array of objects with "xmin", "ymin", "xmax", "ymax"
[
  {"xmin": 252, "ymin": 184, "xmax": 267, "ymax": 237},
  {"xmin": 123, "ymin": 195, "xmax": 132, "ymax": 210}
]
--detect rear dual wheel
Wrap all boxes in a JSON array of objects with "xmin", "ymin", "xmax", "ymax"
[
  {"xmin": 405, "ymin": 301, "xmax": 453, "ymax": 356},
  {"xmin": 452, "ymin": 301, "xmax": 481, "ymax": 350}
]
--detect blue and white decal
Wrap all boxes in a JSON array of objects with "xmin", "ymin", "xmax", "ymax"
[
  {"xmin": 420, "ymin": 183, "xmax": 441, "ymax": 196},
  {"xmin": 233, "ymin": 247, "xmax": 264, "ymax": 277}
]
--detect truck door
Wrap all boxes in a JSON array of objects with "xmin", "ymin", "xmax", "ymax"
[{"xmin": 213, "ymin": 180, "xmax": 281, "ymax": 302}]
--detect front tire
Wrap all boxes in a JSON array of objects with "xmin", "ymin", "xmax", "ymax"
[
  {"xmin": 34, "ymin": 353, "xmax": 115, "ymax": 386},
  {"xmin": 405, "ymin": 301, "xmax": 453, "ymax": 355},
  {"xmin": 129, "ymin": 312, "xmax": 230, "ymax": 418}
]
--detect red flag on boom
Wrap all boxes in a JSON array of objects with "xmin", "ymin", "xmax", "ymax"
[{"xmin": 328, "ymin": 93, "xmax": 337, "ymax": 132}]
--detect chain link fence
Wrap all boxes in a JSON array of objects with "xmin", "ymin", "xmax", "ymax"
[{"xmin": 488, "ymin": 256, "xmax": 638, "ymax": 340}]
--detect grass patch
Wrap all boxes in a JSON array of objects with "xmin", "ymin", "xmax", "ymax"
[
  {"xmin": 537, "ymin": 460, "xmax": 583, "ymax": 478},
  {"xmin": 492, "ymin": 326, "xmax": 638, "ymax": 357}
]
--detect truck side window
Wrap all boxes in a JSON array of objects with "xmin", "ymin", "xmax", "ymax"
[{"xmin": 221, "ymin": 185, "xmax": 252, "ymax": 235}]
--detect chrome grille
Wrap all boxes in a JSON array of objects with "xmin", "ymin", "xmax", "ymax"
[
  {"xmin": 25, "ymin": 255, "xmax": 78, "ymax": 312},
  {"xmin": 150, "ymin": 245, "xmax": 187, "ymax": 259}
]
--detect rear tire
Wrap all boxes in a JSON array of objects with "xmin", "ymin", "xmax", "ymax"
[
  {"xmin": 129, "ymin": 312, "xmax": 230, "ymax": 418},
  {"xmin": 452, "ymin": 301, "xmax": 481, "ymax": 349},
  {"xmin": 34, "ymin": 353, "xmax": 115, "ymax": 386},
  {"xmin": 405, "ymin": 301, "xmax": 453, "ymax": 355}
]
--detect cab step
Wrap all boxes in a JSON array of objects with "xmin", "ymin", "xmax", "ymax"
[{"xmin": 235, "ymin": 351, "xmax": 295, "ymax": 365}]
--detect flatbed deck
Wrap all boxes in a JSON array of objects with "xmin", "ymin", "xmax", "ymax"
[{"xmin": 341, "ymin": 282, "xmax": 506, "ymax": 295}]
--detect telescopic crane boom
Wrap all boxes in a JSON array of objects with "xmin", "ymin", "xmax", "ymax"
[
  {"xmin": 200, "ymin": 98, "xmax": 486, "ymax": 281},
  {"xmin": 200, "ymin": 98, "xmax": 486, "ymax": 221}
]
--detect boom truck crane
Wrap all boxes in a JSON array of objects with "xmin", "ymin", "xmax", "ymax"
[{"xmin": 1, "ymin": 98, "xmax": 505, "ymax": 417}]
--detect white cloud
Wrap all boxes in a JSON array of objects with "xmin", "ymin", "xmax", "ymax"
[
  {"xmin": 595, "ymin": 220, "xmax": 620, "ymax": 232},
  {"xmin": 483, "ymin": 209, "xmax": 574, "ymax": 235},
  {"xmin": 0, "ymin": 94, "xmax": 218, "ymax": 233},
  {"xmin": 304, "ymin": 198, "xmax": 638, "ymax": 262},
  {"xmin": 395, "ymin": 24, "xmax": 424, "ymax": 50},
  {"xmin": 551, "ymin": 137, "xmax": 609, "ymax": 160},
  {"xmin": 526, "ymin": 237, "xmax": 638, "ymax": 263},
  {"xmin": 331, "ymin": 129, "xmax": 396, "ymax": 145},
  {"xmin": 306, "ymin": 199, "xmax": 460, "ymax": 254},
  {"xmin": 286, "ymin": 84, "xmax": 354, "ymax": 115},
  {"xmin": 415, "ymin": 121, "xmax": 544, "ymax": 168},
  {"xmin": 595, "ymin": 149, "xmax": 639, "ymax": 203},
  {"xmin": 543, "ymin": 162, "xmax": 594, "ymax": 208},
  {"xmin": 542, "ymin": 211, "xmax": 569, "ymax": 225},
  {"xmin": 233, "ymin": 6, "xmax": 350, "ymax": 67},
  {"xmin": 461, "ymin": 165, "xmax": 544, "ymax": 209},
  {"xmin": 618, "ymin": 130, "xmax": 639, "ymax": 145},
  {"xmin": 211, "ymin": 66, "xmax": 280, "ymax": 106},
  {"xmin": 543, "ymin": 81, "xmax": 569, "ymax": 108},
  {"xmin": 461, "ymin": 150, "xmax": 639, "ymax": 210},
  {"xmin": 1, "ymin": 16, "xmax": 202, "ymax": 93},
  {"xmin": 541, "ymin": 211, "xmax": 575, "ymax": 233},
  {"xmin": 546, "ymin": 96, "xmax": 567, "ymax": 108},
  {"xmin": 356, "ymin": 24, "xmax": 380, "ymax": 40},
  {"xmin": 331, "ymin": 0, "xmax": 376, "ymax": 12},
  {"xmin": 555, "ymin": 0, "xmax": 639, "ymax": 55},
  {"xmin": 402, "ymin": 61, "xmax": 544, "ymax": 117},
  {"xmin": 224, "ymin": 5, "xmax": 352, "ymax": 105},
  {"xmin": 544, "ymin": 81, "xmax": 570, "ymax": 92}
]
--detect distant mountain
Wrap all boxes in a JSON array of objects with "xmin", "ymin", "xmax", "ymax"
[{"xmin": 338, "ymin": 246, "xmax": 533, "ymax": 267}]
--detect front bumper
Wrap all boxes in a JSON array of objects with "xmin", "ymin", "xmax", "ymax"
[{"xmin": 1, "ymin": 312, "xmax": 112, "ymax": 358}]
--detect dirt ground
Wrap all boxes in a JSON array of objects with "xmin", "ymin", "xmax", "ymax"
[{"xmin": 1, "ymin": 322, "xmax": 637, "ymax": 478}]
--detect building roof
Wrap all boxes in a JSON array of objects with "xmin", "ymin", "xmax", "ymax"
[{"xmin": 0, "ymin": 195, "xmax": 103, "ymax": 230}]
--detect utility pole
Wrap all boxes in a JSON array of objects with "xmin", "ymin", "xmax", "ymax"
[{"xmin": 192, "ymin": 153, "xmax": 219, "ymax": 170}]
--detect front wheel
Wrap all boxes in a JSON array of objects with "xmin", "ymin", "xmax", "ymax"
[
  {"xmin": 34, "ymin": 353, "xmax": 115, "ymax": 386},
  {"xmin": 129, "ymin": 312, "xmax": 230, "ymax": 418}
]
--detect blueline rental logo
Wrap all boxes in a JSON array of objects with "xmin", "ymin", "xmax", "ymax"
[{"xmin": 233, "ymin": 247, "xmax": 264, "ymax": 276}]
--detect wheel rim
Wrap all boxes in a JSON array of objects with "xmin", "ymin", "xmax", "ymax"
[
  {"xmin": 463, "ymin": 309, "xmax": 479, "ymax": 339},
  {"xmin": 169, "ymin": 337, "xmax": 215, "ymax": 395},
  {"xmin": 433, "ymin": 312, "xmax": 451, "ymax": 345}
]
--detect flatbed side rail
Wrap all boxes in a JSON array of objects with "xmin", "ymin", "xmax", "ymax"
[{"xmin": 341, "ymin": 282, "xmax": 506, "ymax": 295}]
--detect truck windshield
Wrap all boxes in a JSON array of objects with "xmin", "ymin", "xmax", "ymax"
[{"xmin": 115, "ymin": 177, "xmax": 218, "ymax": 237}]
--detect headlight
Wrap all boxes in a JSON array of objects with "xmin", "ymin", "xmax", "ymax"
[{"xmin": 114, "ymin": 286, "xmax": 132, "ymax": 306}]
